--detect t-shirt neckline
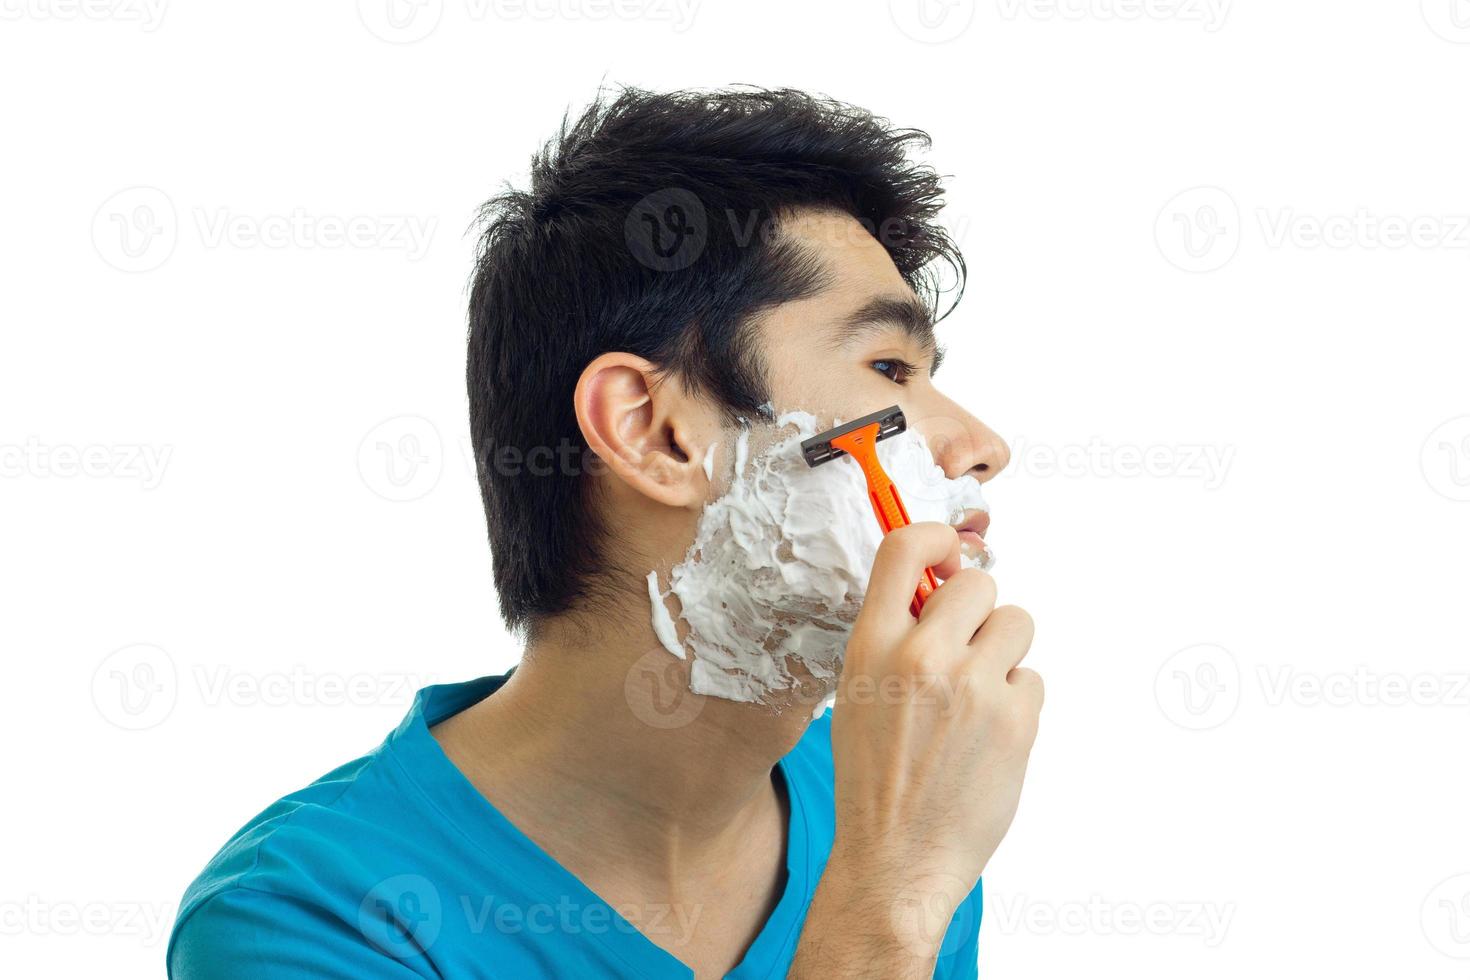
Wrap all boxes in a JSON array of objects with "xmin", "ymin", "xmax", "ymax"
[{"xmin": 385, "ymin": 675, "xmax": 813, "ymax": 979}]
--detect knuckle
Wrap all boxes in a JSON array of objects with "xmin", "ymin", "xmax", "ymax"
[
  {"xmin": 991, "ymin": 604, "xmax": 1035, "ymax": 638},
  {"xmin": 1009, "ymin": 668, "xmax": 1044, "ymax": 713},
  {"xmin": 875, "ymin": 526, "xmax": 921, "ymax": 562},
  {"xmin": 878, "ymin": 522, "xmax": 953, "ymax": 561},
  {"xmin": 898, "ymin": 635, "xmax": 949, "ymax": 679},
  {"xmin": 945, "ymin": 566, "xmax": 991, "ymax": 591}
]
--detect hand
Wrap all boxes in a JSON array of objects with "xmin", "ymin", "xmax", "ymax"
[{"xmin": 792, "ymin": 523, "xmax": 1042, "ymax": 974}]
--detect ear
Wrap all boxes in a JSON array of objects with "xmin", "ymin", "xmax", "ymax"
[{"xmin": 574, "ymin": 353, "xmax": 710, "ymax": 509}]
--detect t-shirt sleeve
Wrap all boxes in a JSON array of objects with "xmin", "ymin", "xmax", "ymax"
[
  {"xmin": 933, "ymin": 921, "xmax": 980, "ymax": 980},
  {"xmin": 167, "ymin": 887, "xmax": 427, "ymax": 979},
  {"xmin": 932, "ymin": 884, "xmax": 982, "ymax": 980}
]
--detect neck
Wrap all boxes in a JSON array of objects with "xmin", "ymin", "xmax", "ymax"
[{"xmin": 433, "ymin": 609, "xmax": 817, "ymax": 881}]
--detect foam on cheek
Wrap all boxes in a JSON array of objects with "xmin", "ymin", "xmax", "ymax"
[{"xmin": 647, "ymin": 410, "xmax": 994, "ymax": 705}]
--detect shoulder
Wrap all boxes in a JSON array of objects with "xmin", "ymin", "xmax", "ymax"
[{"xmin": 167, "ymin": 750, "xmax": 419, "ymax": 978}]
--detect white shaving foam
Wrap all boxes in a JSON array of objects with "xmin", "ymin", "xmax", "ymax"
[{"xmin": 648, "ymin": 411, "xmax": 993, "ymax": 704}]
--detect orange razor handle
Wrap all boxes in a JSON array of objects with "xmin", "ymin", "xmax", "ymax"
[{"xmin": 830, "ymin": 422, "xmax": 939, "ymax": 618}]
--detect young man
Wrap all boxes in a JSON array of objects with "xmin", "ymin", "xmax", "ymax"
[{"xmin": 168, "ymin": 88, "xmax": 1041, "ymax": 979}]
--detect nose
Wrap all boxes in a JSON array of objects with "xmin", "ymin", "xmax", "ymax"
[{"xmin": 911, "ymin": 400, "xmax": 1010, "ymax": 485}]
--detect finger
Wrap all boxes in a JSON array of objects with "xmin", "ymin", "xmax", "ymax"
[
  {"xmin": 1007, "ymin": 666, "xmax": 1044, "ymax": 711},
  {"xmin": 913, "ymin": 567, "xmax": 997, "ymax": 646},
  {"xmin": 969, "ymin": 605, "xmax": 1035, "ymax": 673},
  {"xmin": 857, "ymin": 523, "xmax": 962, "ymax": 634}
]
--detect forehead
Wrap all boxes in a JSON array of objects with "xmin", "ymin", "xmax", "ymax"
[
  {"xmin": 756, "ymin": 209, "xmax": 936, "ymax": 360},
  {"xmin": 779, "ymin": 209, "xmax": 912, "ymax": 293}
]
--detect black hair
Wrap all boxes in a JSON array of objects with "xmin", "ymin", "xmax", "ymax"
[{"xmin": 467, "ymin": 86, "xmax": 965, "ymax": 631}]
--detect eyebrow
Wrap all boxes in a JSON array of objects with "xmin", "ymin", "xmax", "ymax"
[{"xmin": 828, "ymin": 294, "xmax": 947, "ymax": 374}]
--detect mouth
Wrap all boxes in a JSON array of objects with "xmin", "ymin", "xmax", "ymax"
[{"xmin": 950, "ymin": 508, "xmax": 991, "ymax": 562}]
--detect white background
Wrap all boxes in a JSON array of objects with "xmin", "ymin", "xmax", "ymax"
[{"xmin": 3, "ymin": 2, "xmax": 1468, "ymax": 977}]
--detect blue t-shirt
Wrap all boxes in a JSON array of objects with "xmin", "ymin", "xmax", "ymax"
[{"xmin": 168, "ymin": 675, "xmax": 983, "ymax": 978}]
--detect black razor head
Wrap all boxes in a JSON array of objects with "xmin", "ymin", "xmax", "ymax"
[{"xmin": 800, "ymin": 405, "xmax": 907, "ymax": 468}]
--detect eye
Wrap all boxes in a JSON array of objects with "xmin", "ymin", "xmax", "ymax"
[{"xmin": 871, "ymin": 359, "xmax": 915, "ymax": 384}]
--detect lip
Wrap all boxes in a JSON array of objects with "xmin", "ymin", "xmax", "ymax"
[{"xmin": 951, "ymin": 508, "xmax": 991, "ymax": 559}]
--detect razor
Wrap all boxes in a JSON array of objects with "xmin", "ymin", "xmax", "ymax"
[{"xmin": 801, "ymin": 405, "xmax": 937, "ymax": 618}]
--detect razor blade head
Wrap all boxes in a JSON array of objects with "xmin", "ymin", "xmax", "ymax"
[{"xmin": 800, "ymin": 405, "xmax": 907, "ymax": 468}]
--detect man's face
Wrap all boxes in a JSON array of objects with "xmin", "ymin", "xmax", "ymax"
[
  {"xmin": 757, "ymin": 209, "xmax": 1010, "ymax": 507},
  {"xmin": 637, "ymin": 209, "xmax": 1014, "ymax": 706}
]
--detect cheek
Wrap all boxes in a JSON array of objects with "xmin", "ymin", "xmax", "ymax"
[{"xmin": 773, "ymin": 365, "xmax": 897, "ymax": 424}]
